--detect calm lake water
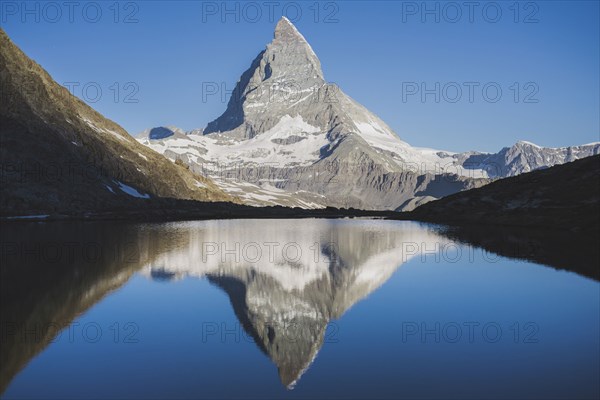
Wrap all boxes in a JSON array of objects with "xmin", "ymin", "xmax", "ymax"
[{"xmin": 1, "ymin": 219, "xmax": 598, "ymax": 399}]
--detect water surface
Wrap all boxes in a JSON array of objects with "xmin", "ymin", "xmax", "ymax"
[{"xmin": 1, "ymin": 219, "xmax": 598, "ymax": 399}]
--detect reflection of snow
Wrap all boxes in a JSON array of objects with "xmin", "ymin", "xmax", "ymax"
[
  {"xmin": 5, "ymin": 215, "xmax": 49, "ymax": 220},
  {"xmin": 138, "ymin": 219, "xmax": 451, "ymax": 389},
  {"xmin": 140, "ymin": 219, "xmax": 450, "ymax": 292}
]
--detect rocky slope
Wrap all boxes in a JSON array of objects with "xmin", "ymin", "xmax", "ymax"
[
  {"xmin": 138, "ymin": 17, "xmax": 598, "ymax": 211},
  {"xmin": 410, "ymin": 155, "xmax": 600, "ymax": 231},
  {"xmin": 0, "ymin": 28, "xmax": 233, "ymax": 216}
]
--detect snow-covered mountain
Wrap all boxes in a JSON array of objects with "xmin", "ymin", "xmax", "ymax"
[
  {"xmin": 138, "ymin": 17, "xmax": 599, "ymax": 211},
  {"xmin": 455, "ymin": 140, "xmax": 599, "ymax": 178}
]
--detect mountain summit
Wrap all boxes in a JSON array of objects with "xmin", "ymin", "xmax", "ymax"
[
  {"xmin": 140, "ymin": 19, "xmax": 599, "ymax": 211},
  {"xmin": 205, "ymin": 16, "xmax": 325, "ymax": 136},
  {"xmin": 274, "ymin": 17, "xmax": 320, "ymax": 56},
  {"xmin": 271, "ymin": 16, "xmax": 323, "ymax": 79}
]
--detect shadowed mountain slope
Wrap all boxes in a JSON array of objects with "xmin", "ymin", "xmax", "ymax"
[{"xmin": 0, "ymin": 28, "xmax": 233, "ymax": 216}]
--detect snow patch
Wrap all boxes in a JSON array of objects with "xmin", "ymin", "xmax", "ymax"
[
  {"xmin": 105, "ymin": 129, "xmax": 128, "ymax": 142},
  {"xmin": 80, "ymin": 116, "xmax": 128, "ymax": 142},
  {"xmin": 144, "ymin": 115, "xmax": 326, "ymax": 170},
  {"xmin": 115, "ymin": 181, "xmax": 150, "ymax": 199}
]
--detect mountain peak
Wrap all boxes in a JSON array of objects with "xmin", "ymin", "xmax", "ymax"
[
  {"xmin": 204, "ymin": 16, "xmax": 324, "ymax": 135},
  {"xmin": 274, "ymin": 16, "xmax": 304, "ymax": 41},
  {"xmin": 516, "ymin": 140, "xmax": 541, "ymax": 148},
  {"xmin": 272, "ymin": 16, "xmax": 319, "ymax": 66},
  {"xmin": 276, "ymin": 16, "xmax": 293, "ymax": 28}
]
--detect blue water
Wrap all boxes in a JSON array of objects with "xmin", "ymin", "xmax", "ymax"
[{"xmin": 1, "ymin": 220, "xmax": 598, "ymax": 399}]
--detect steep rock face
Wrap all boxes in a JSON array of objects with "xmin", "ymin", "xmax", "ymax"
[
  {"xmin": 139, "ymin": 18, "xmax": 598, "ymax": 210},
  {"xmin": 140, "ymin": 17, "xmax": 490, "ymax": 210},
  {"xmin": 201, "ymin": 17, "xmax": 419, "ymax": 171},
  {"xmin": 205, "ymin": 17, "xmax": 326, "ymax": 137},
  {"xmin": 0, "ymin": 28, "xmax": 233, "ymax": 216}
]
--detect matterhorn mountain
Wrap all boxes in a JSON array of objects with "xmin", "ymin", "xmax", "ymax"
[{"xmin": 139, "ymin": 17, "xmax": 599, "ymax": 211}]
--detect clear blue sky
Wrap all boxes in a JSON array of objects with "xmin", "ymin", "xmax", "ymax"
[{"xmin": 2, "ymin": 1, "xmax": 599, "ymax": 152}]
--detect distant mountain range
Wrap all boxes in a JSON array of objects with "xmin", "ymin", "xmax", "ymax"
[
  {"xmin": 455, "ymin": 140, "xmax": 599, "ymax": 178},
  {"xmin": 136, "ymin": 17, "xmax": 599, "ymax": 211},
  {"xmin": 411, "ymin": 154, "xmax": 600, "ymax": 231}
]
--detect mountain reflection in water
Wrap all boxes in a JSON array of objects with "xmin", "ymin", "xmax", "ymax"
[
  {"xmin": 137, "ymin": 219, "xmax": 452, "ymax": 388},
  {"xmin": 1, "ymin": 219, "xmax": 598, "ymax": 396}
]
